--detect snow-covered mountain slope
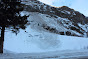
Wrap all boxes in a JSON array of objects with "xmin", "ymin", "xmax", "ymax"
[
  {"xmin": 21, "ymin": 0, "xmax": 88, "ymax": 37},
  {"xmin": 4, "ymin": 12, "xmax": 88, "ymax": 53}
]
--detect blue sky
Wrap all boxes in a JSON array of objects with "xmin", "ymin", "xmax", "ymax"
[{"xmin": 39, "ymin": 0, "xmax": 88, "ymax": 16}]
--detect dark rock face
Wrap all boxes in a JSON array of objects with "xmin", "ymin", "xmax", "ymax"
[
  {"xmin": 22, "ymin": 0, "xmax": 88, "ymax": 37},
  {"xmin": 66, "ymin": 31, "xmax": 71, "ymax": 36}
]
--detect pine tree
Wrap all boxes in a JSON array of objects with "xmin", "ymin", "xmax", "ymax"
[{"xmin": 0, "ymin": 0, "xmax": 28, "ymax": 53}]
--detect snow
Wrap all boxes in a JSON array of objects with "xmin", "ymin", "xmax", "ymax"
[
  {"xmin": 4, "ymin": 25, "xmax": 60, "ymax": 53},
  {"xmin": 28, "ymin": 12, "xmax": 67, "ymax": 32},
  {"xmin": 78, "ymin": 23, "xmax": 88, "ymax": 32},
  {"xmin": 78, "ymin": 23, "xmax": 88, "ymax": 37},
  {"xmin": 4, "ymin": 27, "xmax": 88, "ymax": 53},
  {"xmin": 72, "ymin": 12, "xmax": 76, "ymax": 15},
  {"xmin": 61, "ymin": 10, "xmax": 71, "ymax": 14},
  {"xmin": 59, "ymin": 35, "xmax": 88, "ymax": 50},
  {"xmin": 3, "ymin": 12, "xmax": 88, "ymax": 53}
]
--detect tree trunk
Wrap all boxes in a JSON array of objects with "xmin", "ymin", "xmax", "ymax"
[{"xmin": 0, "ymin": 26, "xmax": 5, "ymax": 53}]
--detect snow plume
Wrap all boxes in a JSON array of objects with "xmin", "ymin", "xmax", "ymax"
[
  {"xmin": 31, "ymin": 32, "xmax": 60, "ymax": 49},
  {"xmin": 32, "ymin": 32, "xmax": 60, "ymax": 51}
]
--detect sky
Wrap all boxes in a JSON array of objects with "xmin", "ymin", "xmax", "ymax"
[{"xmin": 39, "ymin": 0, "xmax": 88, "ymax": 16}]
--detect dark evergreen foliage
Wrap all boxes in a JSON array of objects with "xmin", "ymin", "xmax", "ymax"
[{"xmin": 0, "ymin": 0, "xmax": 28, "ymax": 53}]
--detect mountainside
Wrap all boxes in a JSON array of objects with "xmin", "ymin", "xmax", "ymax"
[{"xmin": 21, "ymin": 0, "xmax": 88, "ymax": 37}]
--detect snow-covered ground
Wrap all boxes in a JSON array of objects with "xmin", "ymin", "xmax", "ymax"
[
  {"xmin": 3, "ymin": 34, "xmax": 88, "ymax": 58},
  {"xmin": 4, "ymin": 29, "xmax": 88, "ymax": 53}
]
